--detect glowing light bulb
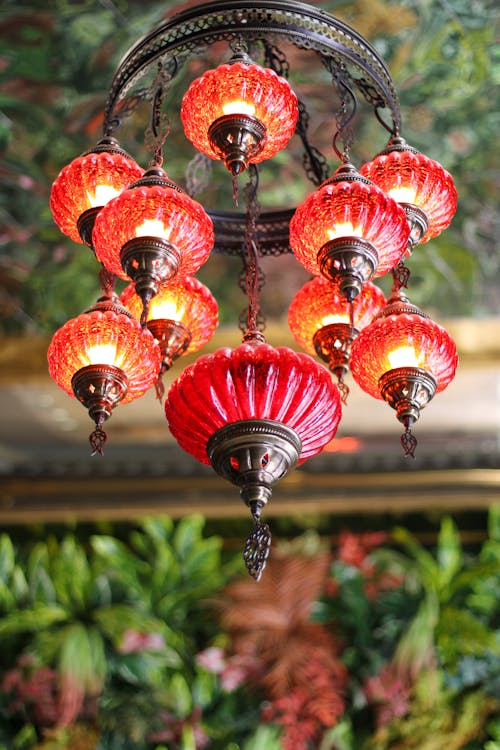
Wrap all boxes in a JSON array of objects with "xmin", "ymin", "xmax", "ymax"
[
  {"xmin": 327, "ymin": 221, "xmax": 360, "ymax": 241},
  {"xmin": 85, "ymin": 343, "xmax": 121, "ymax": 367},
  {"xmin": 321, "ymin": 313, "xmax": 350, "ymax": 326},
  {"xmin": 388, "ymin": 186, "xmax": 417, "ymax": 204},
  {"xmin": 86, "ymin": 184, "xmax": 121, "ymax": 208},
  {"xmin": 150, "ymin": 299, "xmax": 184, "ymax": 321},
  {"xmin": 387, "ymin": 345, "xmax": 419, "ymax": 369},
  {"xmin": 222, "ymin": 100, "xmax": 256, "ymax": 117},
  {"xmin": 135, "ymin": 219, "xmax": 171, "ymax": 241}
]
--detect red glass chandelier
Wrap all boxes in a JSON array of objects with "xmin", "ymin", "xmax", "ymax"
[{"xmin": 47, "ymin": 0, "xmax": 459, "ymax": 577}]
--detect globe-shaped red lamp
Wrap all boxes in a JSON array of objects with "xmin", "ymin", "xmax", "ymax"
[
  {"xmin": 50, "ymin": 137, "xmax": 143, "ymax": 246},
  {"xmin": 181, "ymin": 56, "xmax": 298, "ymax": 175},
  {"xmin": 290, "ymin": 163, "xmax": 410, "ymax": 301},
  {"xmin": 360, "ymin": 136, "xmax": 457, "ymax": 247},
  {"xmin": 165, "ymin": 339, "xmax": 341, "ymax": 579},
  {"xmin": 350, "ymin": 291, "xmax": 458, "ymax": 456},
  {"xmin": 288, "ymin": 277, "xmax": 386, "ymax": 402},
  {"xmin": 48, "ymin": 295, "xmax": 161, "ymax": 454}
]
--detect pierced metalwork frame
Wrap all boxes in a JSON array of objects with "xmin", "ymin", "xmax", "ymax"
[{"xmin": 102, "ymin": 0, "xmax": 402, "ymax": 257}]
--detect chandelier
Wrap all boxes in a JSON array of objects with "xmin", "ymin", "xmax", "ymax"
[{"xmin": 47, "ymin": 0, "xmax": 458, "ymax": 580}]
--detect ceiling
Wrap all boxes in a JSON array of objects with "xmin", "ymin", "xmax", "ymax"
[{"xmin": 0, "ymin": 0, "xmax": 499, "ymax": 526}]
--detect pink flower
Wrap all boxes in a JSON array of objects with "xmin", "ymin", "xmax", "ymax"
[
  {"xmin": 220, "ymin": 654, "xmax": 258, "ymax": 692},
  {"xmin": 195, "ymin": 647, "xmax": 226, "ymax": 674},
  {"xmin": 364, "ymin": 662, "xmax": 411, "ymax": 727},
  {"xmin": 118, "ymin": 629, "xmax": 165, "ymax": 654}
]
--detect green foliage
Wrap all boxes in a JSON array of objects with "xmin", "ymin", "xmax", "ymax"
[{"xmin": 3, "ymin": 513, "xmax": 500, "ymax": 748}]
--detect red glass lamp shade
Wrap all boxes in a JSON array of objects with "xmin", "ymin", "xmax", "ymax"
[
  {"xmin": 165, "ymin": 342, "xmax": 341, "ymax": 466},
  {"xmin": 288, "ymin": 277, "xmax": 386, "ymax": 356},
  {"xmin": 289, "ymin": 163, "xmax": 410, "ymax": 300},
  {"xmin": 121, "ymin": 275, "xmax": 218, "ymax": 354},
  {"xmin": 181, "ymin": 60, "xmax": 298, "ymax": 174},
  {"xmin": 121, "ymin": 275, "xmax": 218, "ymax": 399},
  {"xmin": 48, "ymin": 297, "xmax": 161, "ymax": 453},
  {"xmin": 92, "ymin": 168, "xmax": 214, "ymax": 281},
  {"xmin": 288, "ymin": 277, "xmax": 386, "ymax": 402},
  {"xmin": 360, "ymin": 137, "xmax": 457, "ymax": 245},
  {"xmin": 350, "ymin": 292, "xmax": 457, "ymax": 456},
  {"xmin": 50, "ymin": 137, "xmax": 143, "ymax": 245}
]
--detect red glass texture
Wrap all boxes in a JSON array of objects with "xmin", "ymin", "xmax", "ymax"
[
  {"xmin": 92, "ymin": 185, "xmax": 214, "ymax": 280},
  {"xmin": 349, "ymin": 312, "xmax": 458, "ymax": 399},
  {"xmin": 290, "ymin": 177, "xmax": 410, "ymax": 277},
  {"xmin": 165, "ymin": 343, "xmax": 342, "ymax": 465},
  {"xmin": 180, "ymin": 62, "xmax": 298, "ymax": 163},
  {"xmin": 288, "ymin": 277, "xmax": 386, "ymax": 355},
  {"xmin": 121, "ymin": 275, "xmax": 218, "ymax": 353},
  {"xmin": 47, "ymin": 310, "xmax": 161, "ymax": 403},
  {"xmin": 50, "ymin": 152, "xmax": 143, "ymax": 243},
  {"xmin": 360, "ymin": 150, "xmax": 457, "ymax": 242}
]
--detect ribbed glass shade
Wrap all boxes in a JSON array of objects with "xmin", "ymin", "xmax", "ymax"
[
  {"xmin": 50, "ymin": 150, "xmax": 143, "ymax": 243},
  {"xmin": 289, "ymin": 171, "xmax": 410, "ymax": 277},
  {"xmin": 165, "ymin": 343, "xmax": 342, "ymax": 465},
  {"xmin": 121, "ymin": 275, "xmax": 218, "ymax": 353},
  {"xmin": 288, "ymin": 277, "xmax": 386, "ymax": 355},
  {"xmin": 48, "ymin": 309, "xmax": 161, "ymax": 403},
  {"xmin": 92, "ymin": 184, "xmax": 214, "ymax": 280},
  {"xmin": 360, "ymin": 146, "xmax": 457, "ymax": 242},
  {"xmin": 350, "ymin": 306, "xmax": 458, "ymax": 400},
  {"xmin": 180, "ymin": 61, "xmax": 298, "ymax": 163}
]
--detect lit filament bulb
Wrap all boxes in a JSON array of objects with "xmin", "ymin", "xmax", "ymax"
[
  {"xmin": 327, "ymin": 221, "xmax": 360, "ymax": 241},
  {"xmin": 321, "ymin": 313, "xmax": 350, "ymax": 326},
  {"xmin": 150, "ymin": 299, "xmax": 183, "ymax": 321},
  {"xmin": 85, "ymin": 343, "xmax": 121, "ymax": 367},
  {"xmin": 388, "ymin": 186, "xmax": 417, "ymax": 204},
  {"xmin": 135, "ymin": 219, "xmax": 171, "ymax": 241},
  {"xmin": 86, "ymin": 184, "xmax": 121, "ymax": 208},
  {"xmin": 222, "ymin": 100, "xmax": 256, "ymax": 117},
  {"xmin": 387, "ymin": 345, "xmax": 420, "ymax": 370}
]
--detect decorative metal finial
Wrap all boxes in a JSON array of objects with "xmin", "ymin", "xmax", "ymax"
[{"xmin": 243, "ymin": 502, "xmax": 272, "ymax": 581}]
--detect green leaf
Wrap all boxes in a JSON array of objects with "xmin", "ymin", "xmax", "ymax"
[
  {"xmin": 0, "ymin": 604, "xmax": 67, "ymax": 635},
  {"xmin": 58, "ymin": 622, "xmax": 106, "ymax": 693},
  {"xmin": 436, "ymin": 517, "xmax": 463, "ymax": 592},
  {"xmin": 169, "ymin": 673, "xmax": 193, "ymax": 718},
  {"xmin": 173, "ymin": 515, "xmax": 206, "ymax": 561}
]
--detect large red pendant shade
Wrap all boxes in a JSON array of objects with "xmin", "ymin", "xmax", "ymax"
[
  {"xmin": 360, "ymin": 136, "xmax": 457, "ymax": 246},
  {"xmin": 350, "ymin": 291, "xmax": 458, "ymax": 456},
  {"xmin": 49, "ymin": 137, "xmax": 144, "ymax": 246},
  {"xmin": 289, "ymin": 163, "xmax": 410, "ymax": 300},
  {"xmin": 181, "ymin": 58, "xmax": 298, "ymax": 175},
  {"xmin": 165, "ymin": 339, "xmax": 341, "ymax": 578}
]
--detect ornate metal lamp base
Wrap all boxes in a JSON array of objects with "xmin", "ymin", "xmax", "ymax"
[
  {"xmin": 207, "ymin": 419, "xmax": 302, "ymax": 580},
  {"xmin": 313, "ymin": 323, "xmax": 359, "ymax": 403},
  {"xmin": 208, "ymin": 114, "xmax": 267, "ymax": 176},
  {"xmin": 77, "ymin": 206, "xmax": 101, "ymax": 248},
  {"xmin": 379, "ymin": 366, "xmax": 437, "ymax": 458},
  {"xmin": 120, "ymin": 238, "xmax": 181, "ymax": 321},
  {"xmin": 317, "ymin": 237, "xmax": 378, "ymax": 301},
  {"xmin": 146, "ymin": 319, "xmax": 192, "ymax": 401},
  {"xmin": 401, "ymin": 202, "xmax": 429, "ymax": 249},
  {"xmin": 71, "ymin": 364, "xmax": 129, "ymax": 455}
]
